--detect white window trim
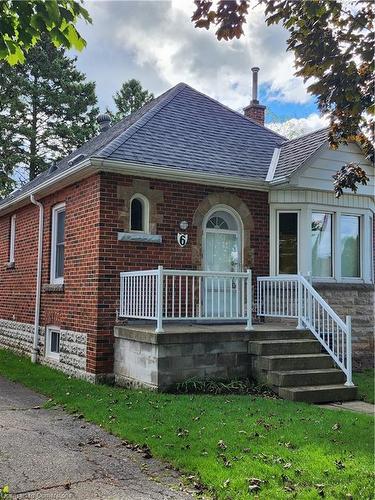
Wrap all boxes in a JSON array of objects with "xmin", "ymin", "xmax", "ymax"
[
  {"xmin": 276, "ymin": 210, "xmax": 300, "ymax": 275},
  {"xmin": 9, "ymin": 214, "xmax": 16, "ymax": 264},
  {"xmin": 129, "ymin": 194, "xmax": 150, "ymax": 233},
  {"xmin": 270, "ymin": 203, "xmax": 374, "ymax": 284},
  {"xmin": 50, "ymin": 202, "xmax": 65, "ymax": 284},
  {"xmin": 45, "ymin": 326, "xmax": 60, "ymax": 361}
]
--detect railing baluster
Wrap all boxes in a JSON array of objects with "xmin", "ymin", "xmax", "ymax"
[
  {"xmin": 241, "ymin": 278, "xmax": 246, "ymax": 318},
  {"xmin": 204, "ymin": 276, "xmax": 208, "ymax": 318},
  {"xmin": 198, "ymin": 276, "xmax": 201, "ymax": 318},
  {"xmin": 192, "ymin": 276, "xmax": 195, "ymax": 318},
  {"xmin": 217, "ymin": 277, "xmax": 220, "ymax": 319},
  {"xmin": 224, "ymin": 278, "xmax": 227, "ymax": 318},
  {"xmin": 179, "ymin": 276, "xmax": 182, "ymax": 318},
  {"xmin": 172, "ymin": 275, "xmax": 175, "ymax": 318}
]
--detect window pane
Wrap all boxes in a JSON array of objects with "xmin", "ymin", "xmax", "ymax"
[
  {"xmin": 50, "ymin": 330, "xmax": 60, "ymax": 353},
  {"xmin": 312, "ymin": 213, "xmax": 332, "ymax": 277},
  {"xmin": 56, "ymin": 210, "xmax": 65, "ymax": 244},
  {"xmin": 278, "ymin": 213, "xmax": 298, "ymax": 274},
  {"xmin": 206, "ymin": 232, "xmax": 239, "ymax": 272},
  {"xmin": 131, "ymin": 198, "xmax": 143, "ymax": 231},
  {"xmin": 341, "ymin": 215, "xmax": 360, "ymax": 277},
  {"xmin": 55, "ymin": 243, "xmax": 64, "ymax": 278}
]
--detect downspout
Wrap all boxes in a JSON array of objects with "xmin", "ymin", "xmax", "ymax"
[{"xmin": 30, "ymin": 194, "xmax": 44, "ymax": 363}]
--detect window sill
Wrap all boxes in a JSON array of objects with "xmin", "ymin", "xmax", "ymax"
[
  {"xmin": 313, "ymin": 281, "xmax": 373, "ymax": 290},
  {"xmin": 117, "ymin": 232, "xmax": 162, "ymax": 244},
  {"xmin": 43, "ymin": 283, "xmax": 65, "ymax": 293},
  {"xmin": 46, "ymin": 353, "xmax": 60, "ymax": 361},
  {"xmin": 5, "ymin": 262, "xmax": 15, "ymax": 270}
]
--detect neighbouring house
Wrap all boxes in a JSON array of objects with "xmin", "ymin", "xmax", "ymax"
[{"xmin": 0, "ymin": 68, "xmax": 373, "ymax": 402}]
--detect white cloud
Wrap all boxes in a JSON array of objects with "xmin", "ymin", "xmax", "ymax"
[
  {"xmin": 268, "ymin": 113, "xmax": 329, "ymax": 139},
  {"xmin": 77, "ymin": 0, "xmax": 313, "ymax": 112}
]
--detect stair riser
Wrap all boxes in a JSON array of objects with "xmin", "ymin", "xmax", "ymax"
[
  {"xmin": 249, "ymin": 330, "xmax": 311, "ymax": 341},
  {"xmin": 268, "ymin": 371, "xmax": 346, "ymax": 387},
  {"xmin": 278, "ymin": 387, "xmax": 357, "ymax": 403},
  {"xmin": 249, "ymin": 342, "xmax": 321, "ymax": 356},
  {"xmin": 261, "ymin": 356, "xmax": 333, "ymax": 371}
]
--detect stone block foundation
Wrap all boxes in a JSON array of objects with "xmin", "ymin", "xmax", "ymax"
[
  {"xmin": 0, "ymin": 319, "xmax": 92, "ymax": 381},
  {"xmin": 314, "ymin": 283, "xmax": 374, "ymax": 370},
  {"xmin": 114, "ymin": 324, "xmax": 251, "ymax": 389}
]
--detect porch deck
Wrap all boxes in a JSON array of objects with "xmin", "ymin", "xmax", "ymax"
[{"xmin": 116, "ymin": 321, "xmax": 298, "ymax": 336}]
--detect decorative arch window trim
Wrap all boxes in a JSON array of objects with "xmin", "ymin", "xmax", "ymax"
[{"xmin": 129, "ymin": 194, "xmax": 150, "ymax": 233}]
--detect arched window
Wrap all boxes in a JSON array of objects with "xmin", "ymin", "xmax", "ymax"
[{"xmin": 130, "ymin": 194, "xmax": 149, "ymax": 232}]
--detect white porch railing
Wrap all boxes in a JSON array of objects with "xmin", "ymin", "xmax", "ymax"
[
  {"xmin": 257, "ymin": 275, "xmax": 353, "ymax": 386},
  {"xmin": 119, "ymin": 266, "xmax": 253, "ymax": 333}
]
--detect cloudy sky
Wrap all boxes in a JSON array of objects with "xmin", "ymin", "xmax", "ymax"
[{"xmin": 74, "ymin": 0, "xmax": 328, "ymax": 136}]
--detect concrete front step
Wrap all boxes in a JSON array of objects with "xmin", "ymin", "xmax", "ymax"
[
  {"xmin": 260, "ymin": 353, "xmax": 333, "ymax": 371},
  {"xmin": 249, "ymin": 339, "xmax": 321, "ymax": 356},
  {"xmin": 249, "ymin": 329, "xmax": 311, "ymax": 341},
  {"xmin": 278, "ymin": 384, "xmax": 357, "ymax": 403},
  {"xmin": 268, "ymin": 368, "xmax": 346, "ymax": 387}
]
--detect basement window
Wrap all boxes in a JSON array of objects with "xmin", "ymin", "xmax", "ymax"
[
  {"xmin": 50, "ymin": 203, "xmax": 65, "ymax": 284},
  {"xmin": 130, "ymin": 194, "xmax": 149, "ymax": 232},
  {"xmin": 46, "ymin": 326, "xmax": 60, "ymax": 360}
]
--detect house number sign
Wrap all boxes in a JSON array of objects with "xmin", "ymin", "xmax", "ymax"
[{"xmin": 177, "ymin": 233, "xmax": 188, "ymax": 247}]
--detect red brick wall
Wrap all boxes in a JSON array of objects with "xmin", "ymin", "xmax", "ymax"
[
  {"xmin": 95, "ymin": 173, "xmax": 270, "ymax": 373},
  {"xmin": 0, "ymin": 172, "xmax": 270, "ymax": 375},
  {"xmin": 0, "ymin": 175, "xmax": 101, "ymax": 369}
]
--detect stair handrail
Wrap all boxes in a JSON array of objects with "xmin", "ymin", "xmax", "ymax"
[
  {"xmin": 256, "ymin": 274, "xmax": 353, "ymax": 387},
  {"xmin": 298, "ymin": 275, "xmax": 353, "ymax": 387}
]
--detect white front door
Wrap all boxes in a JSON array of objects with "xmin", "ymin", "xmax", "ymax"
[{"xmin": 203, "ymin": 208, "xmax": 242, "ymax": 317}]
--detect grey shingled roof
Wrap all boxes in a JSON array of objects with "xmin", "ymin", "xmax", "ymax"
[
  {"xmin": 273, "ymin": 127, "xmax": 329, "ymax": 180},
  {"xmin": 1, "ymin": 82, "xmax": 287, "ymax": 208}
]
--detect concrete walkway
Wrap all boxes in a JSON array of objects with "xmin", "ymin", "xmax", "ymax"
[
  {"xmin": 0, "ymin": 377, "xmax": 195, "ymax": 499},
  {"xmin": 319, "ymin": 400, "xmax": 374, "ymax": 415}
]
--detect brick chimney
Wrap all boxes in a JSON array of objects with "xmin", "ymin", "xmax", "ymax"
[{"xmin": 243, "ymin": 67, "xmax": 266, "ymax": 126}]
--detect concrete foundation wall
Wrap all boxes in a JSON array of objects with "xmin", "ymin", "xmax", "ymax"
[
  {"xmin": 314, "ymin": 283, "xmax": 374, "ymax": 370},
  {"xmin": 0, "ymin": 319, "xmax": 92, "ymax": 380},
  {"xmin": 114, "ymin": 326, "xmax": 251, "ymax": 389}
]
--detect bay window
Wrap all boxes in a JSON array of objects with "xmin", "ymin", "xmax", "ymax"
[
  {"xmin": 341, "ymin": 215, "xmax": 360, "ymax": 278},
  {"xmin": 311, "ymin": 213, "xmax": 332, "ymax": 277},
  {"xmin": 272, "ymin": 203, "xmax": 372, "ymax": 282},
  {"xmin": 278, "ymin": 212, "xmax": 298, "ymax": 274}
]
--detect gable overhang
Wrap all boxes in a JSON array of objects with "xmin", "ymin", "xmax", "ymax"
[
  {"xmin": 0, "ymin": 157, "xmax": 270, "ymax": 217},
  {"xmin": 91, "ymin": 157, "xmax": 269, "ymax": 192},
  {"xmin": 0, "ymin": 159, "xmax": 96, "ymax": 216}
]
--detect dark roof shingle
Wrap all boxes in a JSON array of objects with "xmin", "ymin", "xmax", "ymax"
[{"xmin": 274, "ymin": 128, "xmax": 328, "ymax": 180}]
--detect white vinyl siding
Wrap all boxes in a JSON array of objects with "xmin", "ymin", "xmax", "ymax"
[
  {"xmin": 50, "ymin": 203, "xmax": 65, "ymax": 284},
  {"xmin": 289, "ymin": 142, "xmax": 374, "ymax": 197}
]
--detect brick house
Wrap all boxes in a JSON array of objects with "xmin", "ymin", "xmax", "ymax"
[{"xmin": 0, "ymin": 70, "xmax": 373, "ymax": 402}]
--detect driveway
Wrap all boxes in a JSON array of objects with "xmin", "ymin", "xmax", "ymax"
[{"xmin": 0, "ymin": 377, "xmax": 195, "ymax": 499}]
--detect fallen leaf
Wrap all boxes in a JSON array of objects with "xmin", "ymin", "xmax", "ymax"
[{"xmin": 217, "ymin": 439, "xmax": 227, "ymax": 450}]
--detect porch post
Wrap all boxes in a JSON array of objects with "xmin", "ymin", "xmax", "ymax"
[
  {"xmin": 296, "ymin": 275, "xmax": 304, "ymax": 329},
  {"xmin": 155, "ymin": 265, "xmax": 164, "ymax": 333},
  {"xmin": 245, "ymin": 269, "xmax": 254, "ymax": 331},
  {"xmin": 345, "ymin": 315, "xmax": 354, "ymax": 386}
]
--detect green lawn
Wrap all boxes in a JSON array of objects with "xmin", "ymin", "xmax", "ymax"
[
  {"xmin": 0, "ymin": 349, "xmax": 373, "ymax": 500},
  {"xmin": 355, "ymin": 369, "xmax": 375, "ymax": 404}
]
